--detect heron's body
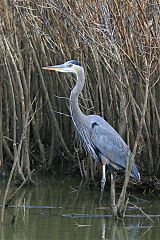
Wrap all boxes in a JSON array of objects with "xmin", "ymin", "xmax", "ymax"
[
  {"xmin": 43, "ymin": 60, "xmax": 140, "ymax": 201},
  {"xmin": 70, "ymin": 107, "xmax": 139, "ymax": 180}
]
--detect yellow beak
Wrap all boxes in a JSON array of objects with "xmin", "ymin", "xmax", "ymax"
[{"xmin": 42, "ymin": 63, "xmax": 67, "ymax": 72}]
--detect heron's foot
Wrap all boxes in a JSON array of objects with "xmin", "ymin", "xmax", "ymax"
[
  {"xmin": 101, "ymin": 178, "xmax": 106, "ymax": 192},
  {"xmin": 99, "ymin": 178, "xmax": 106, "ymax": 206}
]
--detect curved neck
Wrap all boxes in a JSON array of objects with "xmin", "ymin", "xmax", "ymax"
[{"xmin": 70, "ymin": 68, "xmax": 85, "ymax": 119}]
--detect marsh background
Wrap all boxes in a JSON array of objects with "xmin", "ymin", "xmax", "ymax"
[{"xmin": 0, "ymin": 0, "xmax": 160, "ymax": 220}]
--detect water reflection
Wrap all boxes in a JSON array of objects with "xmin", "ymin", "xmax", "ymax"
[
  {"xmin": 0, "ymin": 175, "xmax": 159, "ymax": 240},
  {"xmin": 100, "ymin": 218, "xmax": 147, "ymax": 240}
]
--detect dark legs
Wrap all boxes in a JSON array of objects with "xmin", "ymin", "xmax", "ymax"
[
  {"xmin": 99, "ymin": 164, "xmax": 117, "ymax": 219},
  {"xmin": 99, "ymin": 163, "xmax": 106, "ymax": 205},
  {"xmin": 99, "ymin": 163, "xmax": 127, "ymax": 218},
  {"xmin": 110, "ymin": 173, "xmax": 117, "ymax": 217}
]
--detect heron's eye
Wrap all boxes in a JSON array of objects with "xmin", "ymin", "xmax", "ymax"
[{"xmin": 68, "ymin": 64, "xmax": 73, "ymax": 67}]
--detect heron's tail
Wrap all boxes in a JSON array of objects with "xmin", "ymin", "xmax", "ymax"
[{"xmin": 131, "ymin": 163, "xmax": 140, "ymax": 182}]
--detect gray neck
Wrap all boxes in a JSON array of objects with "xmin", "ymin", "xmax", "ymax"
[{"xmin": 70, "ymin": 68, "xmax": 85, "ymax": 120}]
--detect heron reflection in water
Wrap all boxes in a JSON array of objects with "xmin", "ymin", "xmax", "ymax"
[{"xmin": 43, "ymin": 60, "xmax": 140, "ymax": 203}]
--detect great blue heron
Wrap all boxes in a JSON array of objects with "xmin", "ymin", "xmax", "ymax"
[{"xmin": 43, "ymin": 60, "xmax": 140, "ymax": 201}]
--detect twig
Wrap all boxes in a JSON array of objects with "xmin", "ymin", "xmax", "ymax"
[
  {"xmin": 5, "ymin": 169, "xmax": 35, "ymax": 206},
  {"xmin": 74, "ymin": 221, "xmax": 91, "ymax": 227},
  {"xmin": 128, "ymin": 201, "xmax": 154, "ymax": 224}
]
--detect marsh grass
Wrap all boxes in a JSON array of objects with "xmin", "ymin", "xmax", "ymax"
[{"xmin": 0, "ymin": 1, "xmax": 159, "ymax": 183}]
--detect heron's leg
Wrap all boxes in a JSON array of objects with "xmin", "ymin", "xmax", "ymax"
[
  {"xmin": 101, "ymin": 164, "xmax": 106, "ymax": 191},
  {"xmin": 99, "ymin": 163, "xmax": 106, "ymax": 205},
  {"xmin": 110, "ymin": 173, "xmax": 117, "ymax": 218}
]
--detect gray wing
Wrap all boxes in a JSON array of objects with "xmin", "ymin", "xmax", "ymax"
[
  {"xmin": 75, "ymin": 114, "xmax": 140, "ymax": 181},
  {"xmin": 86, "ymin": 115, "xmax": 140, "ymax": 181},
  {"xmin": 87, "ymin": 115, "xmax": 129, "ymax": 170}
]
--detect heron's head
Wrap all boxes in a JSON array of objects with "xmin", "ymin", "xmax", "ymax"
[{"xmin": 42, "ymin": 60, "xmax": 82, "ymax": 74}]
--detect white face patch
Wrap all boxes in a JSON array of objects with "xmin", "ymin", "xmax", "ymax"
[
  {"xmin": 70, "ymin": 64, "xmax": 82, "ymax": 74},
  {"xmin": 64, "ymin": 60, "xmax": 82, "ymax": 74}
]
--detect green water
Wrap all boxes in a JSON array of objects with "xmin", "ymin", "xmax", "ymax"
[{"xmin": 0, "ymin": 175, "xmax": 160, "ymax": 240}]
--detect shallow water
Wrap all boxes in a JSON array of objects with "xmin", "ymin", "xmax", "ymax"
[{"xmin": 0, "ymin": 175, "xmax": 160, "ymax": 240}]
